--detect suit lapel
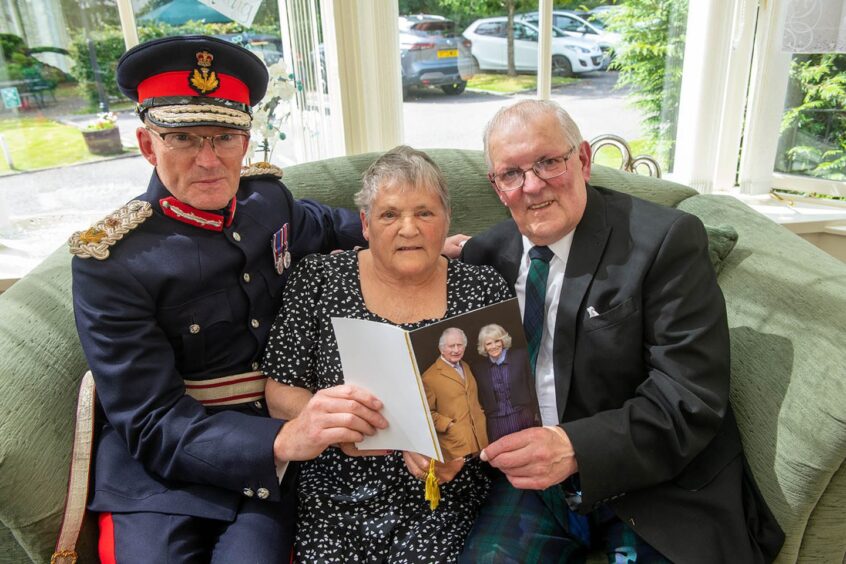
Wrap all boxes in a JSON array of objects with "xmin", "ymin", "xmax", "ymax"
[
  {"xmin": 495, "ymin": 221, "xmax": 524, "ymax": 287},
  {"xmin": 553, "ymin": 185, "xmax": 611, "ymax": 421}
]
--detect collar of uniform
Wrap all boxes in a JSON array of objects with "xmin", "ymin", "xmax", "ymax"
[{"xmin": 159, "ymin": 196, "xmax": 236, "ymax": 231}]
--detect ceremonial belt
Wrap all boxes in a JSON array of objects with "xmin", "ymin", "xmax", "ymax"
[{"xmin": 183, "ymin": 370, "xmax": 265, "ymax": 406}]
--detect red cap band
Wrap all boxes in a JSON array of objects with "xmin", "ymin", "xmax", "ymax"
[{"xmin": 137, "ymin": 71, "xmax": 250, "ymax": 104}]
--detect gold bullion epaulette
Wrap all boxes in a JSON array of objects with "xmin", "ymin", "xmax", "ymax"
[
  {"xmin": 241, "ymin": 161, "xmax": 283, "ymax": 179},
  {"xmin": 68, "ymin": 200, "xmax": 153, "ymax": 260}
]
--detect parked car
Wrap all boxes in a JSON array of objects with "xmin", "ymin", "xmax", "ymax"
[
  {"xmin": 399, "ymin": 14, "xmax": 476, "ymax": 96},
  {"xmin": 516, "ymin": 10, "xmax": 621, "ymax": 68},
  {"xmin": 214, "ymin": 33, "xmax": 284, "ymax": 65},
  {"xmin": 463, "ymin": 17, "xmax": 603, "ymax": 77}
]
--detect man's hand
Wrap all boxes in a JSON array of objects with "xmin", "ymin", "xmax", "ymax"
[
  {"xmin": 402, "ymin": 451, "xmax": 465, "ymax": 484},
  {"xmin": 442, "ymin": 234, "xmax": 471, "ymax": 259},
  {"xmin": 480, "ymin": 426, "xmax": 577, "ymax": 489},
  {"xmin": 273, "ymin": 385, "xmax": 387, "ymax": 463}
]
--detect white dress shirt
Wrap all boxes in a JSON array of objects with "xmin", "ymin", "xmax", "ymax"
[{"xmin": 515, "ymin": 232, "xmax": 574, "ymax": 426}]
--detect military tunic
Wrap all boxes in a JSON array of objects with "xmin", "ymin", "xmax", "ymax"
[{"xmin": 71, "ymin": 170, "xmax": 364, "ymax": 522}]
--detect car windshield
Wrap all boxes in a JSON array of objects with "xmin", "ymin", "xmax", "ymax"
[{"xmin": 408, "ymin": 20, "xmax": 457, "ymax": 37}]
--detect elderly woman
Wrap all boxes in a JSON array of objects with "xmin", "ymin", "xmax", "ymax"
[
  {"xmin": 262, "ymin": 146, "xmax": 512, "ymax": 562},
  {"xmin": 473, "ymin": 324, "xmax": 540, "ymax": 442}
]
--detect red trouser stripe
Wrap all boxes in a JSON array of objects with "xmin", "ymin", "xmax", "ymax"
[{"xmin": 98, "ymin": 512, "xmax": 117, "ymax": 564}]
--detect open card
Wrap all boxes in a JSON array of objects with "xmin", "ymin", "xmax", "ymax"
[{"xmin": 331, "ymin": 298, "xmax": 541, "ymax": 462}]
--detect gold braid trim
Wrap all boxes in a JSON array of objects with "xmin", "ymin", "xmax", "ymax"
[
  {"xmin": 68, "ymin": 200, "xmax": 152, "ymax": 260},
  {"xmin": 148, "ymin": 104, "xmax": 251, "ymax": 128},
  {"xmin": 241, "ymin": 161, "xmax": 283, "ymax": 179}
]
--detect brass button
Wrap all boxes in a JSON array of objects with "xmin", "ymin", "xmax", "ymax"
[
  {"xmin": 257, "ymin": 487, "xmax": 270, "ymax": 499},
  {"xmin": 232, "ymin": 232, "xmax": 241, "ymax": 242},
  {"xmin": 242, "ymin": 488, "xmax": 254, "ymax": 497},
  {"xmin": 189, "ymin": 324, "xmax": 200, "ymax": 334},
  {"xmin": 243, "ymin": 272, "xmax": 251, "ymax": 283},
  {"xmin": 250, "ymin": 319, "xmax": 260, "ymax": 329}
]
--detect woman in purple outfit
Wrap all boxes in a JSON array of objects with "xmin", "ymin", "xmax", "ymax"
[{"xmin": 473, "ymin": 324, "xmax": 540, "ymax": 442}]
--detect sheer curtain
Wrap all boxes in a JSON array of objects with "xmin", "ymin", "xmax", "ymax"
[{"xmin": 782, "ymin": 0, "xmax": 846, "ymax": 53}]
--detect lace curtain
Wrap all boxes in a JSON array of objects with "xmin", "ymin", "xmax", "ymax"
[{"xmin": 782, "ymin": 0, "xmax": 846, "ymax": 52}]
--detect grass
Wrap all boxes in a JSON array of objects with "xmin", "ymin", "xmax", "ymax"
[
  {"xmin": 468, "ymin": 72, "xmax": 578, "ymax": 94},
  {"xmin": 592, "ymin": 138, "xmax": 654, "ymax": 170},
  {"xmin": 0, "ymin": 116, "xmax": 125, "ymax": 173}
]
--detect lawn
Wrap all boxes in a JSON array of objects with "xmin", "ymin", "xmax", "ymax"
[
  {"xmin": 0, "ymin": 116, "xmax": 115, "ymax": 172},
  {"xmin": 468, "ymin": 72, "xmax": 578, "ymax": 94},
  {"xmin": 592, "ymin": 138, "xmax": 653, "ymax": 170}
]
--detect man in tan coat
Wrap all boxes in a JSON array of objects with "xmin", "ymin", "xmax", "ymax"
[{"xmin": 422, "ymin": 327, "xmax": 489, "ymax": 460}]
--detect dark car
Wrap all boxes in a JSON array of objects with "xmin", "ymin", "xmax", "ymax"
[{"xmin": 399, "ymin": 14, "xmax": 476, "ymax": 97}]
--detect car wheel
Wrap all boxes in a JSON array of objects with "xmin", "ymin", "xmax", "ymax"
[
  {"xmin": 552, "ymin": 55, "xmax": 573, "ymax": 78},
  {"xmin": 441, "ymin": 81, "xmax": 467, "ymax": 95}
]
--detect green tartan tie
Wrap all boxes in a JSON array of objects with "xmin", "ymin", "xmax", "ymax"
[{"xmin": 523, "ymin": 246, "xmax": 554, "ymax": 375}]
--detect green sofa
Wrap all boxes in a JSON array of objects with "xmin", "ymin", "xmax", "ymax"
[{"xmin": 1, "ymin": 150, "xmax": 844, "ymax": 563}]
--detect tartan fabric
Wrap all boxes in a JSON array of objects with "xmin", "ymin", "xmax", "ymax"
[
  {"xmin": 461, "ymin": 474, "xmax": 672, "ymax": 564},
  {"xmin": 523, "ymin": 245, "xmax": 554, "ymax": 374}
]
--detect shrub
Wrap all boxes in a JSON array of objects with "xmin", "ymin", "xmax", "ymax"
[
  {"xmin": 606, "ymin": 0, "xmax": 688, "ymax": 171},
  {"xmin": 778, "ymin": 54, "xmax": 846, "ymax": 181}
]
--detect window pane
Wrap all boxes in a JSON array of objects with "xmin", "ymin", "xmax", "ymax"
[{"xmin": 775, "ymin": 53, "xmax": 846, "ymax": 183}]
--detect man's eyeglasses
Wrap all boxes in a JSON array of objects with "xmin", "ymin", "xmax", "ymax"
[
  {"xmin": 146, "ymin": 128, "xmax": 249, "ymax": 156},
  {"xmin": 488, "ymin": 146, "xmax": 577, "ymax": 192}
]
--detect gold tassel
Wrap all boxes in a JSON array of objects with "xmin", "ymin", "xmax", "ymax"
[{"xmin": 424, "ymin": 458, "xmax": 440, "ymax": 510}]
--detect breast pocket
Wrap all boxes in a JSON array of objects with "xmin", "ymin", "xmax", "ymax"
[
  {"xmin": 158, "ymin": 291, "xmax": 234, "ymax": 374},
  {"xmin": 583, "ymin": 296, "xmax": 638, "ymax": 332}
]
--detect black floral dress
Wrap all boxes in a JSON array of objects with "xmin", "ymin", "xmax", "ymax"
[{"xmin": 263, "ymin": 250, "xmax": 513, "ymax": 563}]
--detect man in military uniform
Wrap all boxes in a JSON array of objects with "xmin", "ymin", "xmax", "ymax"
[{"xmin": 70, "ymin": 35, "xmax": 389, "ymax": 562}]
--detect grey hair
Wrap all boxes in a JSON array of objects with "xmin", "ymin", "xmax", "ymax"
[
  {"xmin": 476, "ymin": 324, "xmax": 512, "ymax": 356},
  {"xmin": 355, "ymin": 145, "xmax": 450, "ymax": 219},
  {"xmin": 438, "ymin": 327, "xmax": 467, "ymax": 349},
  {"xmin": 482, "ymin": 99, "xmax": 583, "ymax": 169}
]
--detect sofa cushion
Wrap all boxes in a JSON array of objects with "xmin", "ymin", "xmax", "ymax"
[
  {"xmin": 704, "ymin": 224, "xmax": 739, "ymax": 274},
  {"xmin": 0, "ymin": 246, "xmax": 92, "ymax": 561}
]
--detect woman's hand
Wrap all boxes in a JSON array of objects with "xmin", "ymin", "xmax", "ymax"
[
  {"xmin": 402, "ymin": 451, "xmax": 466, "ymax": 484},
  {"xmin": 273, "ymin": 384, "xmax": 387, "ymax": 463}
]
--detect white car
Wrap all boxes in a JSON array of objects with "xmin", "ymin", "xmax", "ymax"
[
  {"xmin": 463, "ymin": 17, "xmax": 603, "ymax": 76},
  {"xmin": 517, "ymin": 10, "xmax": 621, "ymax": 69}
]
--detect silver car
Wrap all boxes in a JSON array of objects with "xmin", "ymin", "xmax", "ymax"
[{"xmin": 399, "ymin": 15, "xmax": 476, "ymax": 96}]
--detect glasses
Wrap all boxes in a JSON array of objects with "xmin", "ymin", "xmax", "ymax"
[
  {"xmin": 488, "ymin": 146, "xmax": 576, "ymax": 192},
  {"xmin": 146, "ymin": 128, "xmax": 249, "ymax": 156}
]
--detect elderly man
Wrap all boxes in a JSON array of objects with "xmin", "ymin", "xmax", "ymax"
[
  {"xmin": 460, "ymin": 100, "xmax": 784, "ymax": 563},
  {"xmin": 422, "ymin": 327, "xmax": 488, "ymax": 460},
  {"xmin": 70, "ymin": 36, "xmax": 388, "ymax": 562}
]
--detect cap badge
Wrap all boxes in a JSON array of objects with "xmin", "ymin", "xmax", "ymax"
[{"xmin": 190, "ymin": 50, "xmax": 220, "ymax": 95}]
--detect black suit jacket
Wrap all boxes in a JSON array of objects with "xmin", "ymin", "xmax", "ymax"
[{"xmin": 462, "ymin": 184, "xmax": 784, "ymax": 563}]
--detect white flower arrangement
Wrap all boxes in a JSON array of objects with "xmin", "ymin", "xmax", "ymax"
[{"xmin": 249, "ymin": 59, "xmax": 299, "ymax": 163}]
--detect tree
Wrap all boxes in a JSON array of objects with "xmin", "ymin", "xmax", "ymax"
[{"xmin": 606, "ymin": 0, "xmax": 689, "ymax": 170}]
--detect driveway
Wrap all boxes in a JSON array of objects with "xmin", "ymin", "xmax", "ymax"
[{"xmin": 403, "ymin": 71, "xmax": 644, "ymax": 150}]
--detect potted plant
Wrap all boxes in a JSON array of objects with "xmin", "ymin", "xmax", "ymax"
[{"xmin": 81, "ymin": 112, "xmax": 123, "ymax": 156}]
